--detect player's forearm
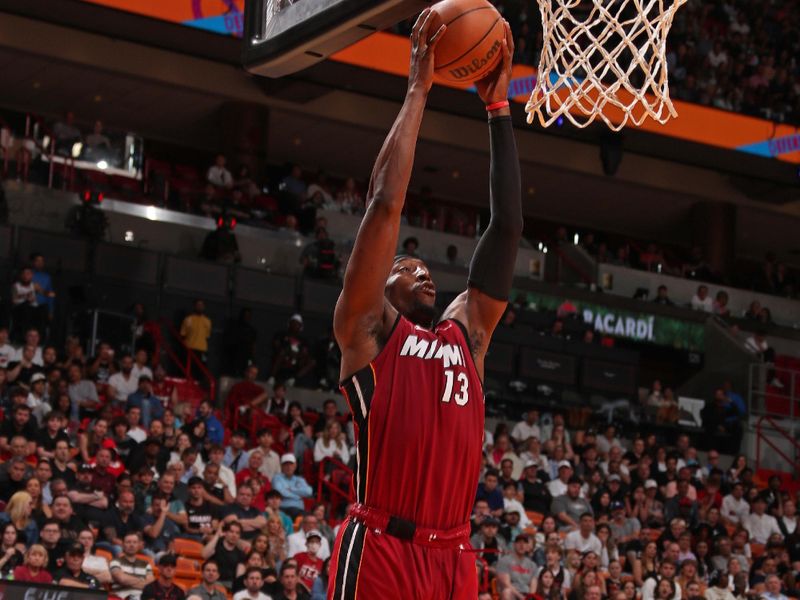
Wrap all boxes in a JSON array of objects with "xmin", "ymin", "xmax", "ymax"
[
  {"xmin": 468, "ymin": 116, "xmax": 522, "ymax": 300},
  {"xmin": 366, "ymin": 88, "xmax": 428, "ymax": 213}
]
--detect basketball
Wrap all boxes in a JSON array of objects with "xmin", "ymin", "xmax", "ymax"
[{"xmin": 430, "ymin": 0, "xmax": 505, "ymax": 84}]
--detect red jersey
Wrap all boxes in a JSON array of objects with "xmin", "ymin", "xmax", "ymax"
[
  {"xmin": 340, "ymin": 315, "xmax": 484, "ymax": 530},
  {"xmin": 294, "ymin": 551, "xmax": 323, "ymax": 591}
]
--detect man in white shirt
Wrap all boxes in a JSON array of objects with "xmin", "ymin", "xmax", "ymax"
[
  {"xmin": 287, "ymin": 514, "xmax": 331, "ymax": 560},
  {"xmin": 511, "ymin": 410, "xmax": 540, "ymax": 444},
  {"xmin": 252, "ymin": 429, "xmax": 281, "ymax": 481},
  {"xmin": 744, "ymin": 496, "xmax": 781, "ymax": 544},
  {"xmin": 108, "ymin": 354, "xmax": 140, "ymax": 406},
  {"xmin": 564, "ymin": 513, "xmax": 602, "ymax": 555},
  {"xmin": 0, "ymin": 327, "xmax": 15, "ymax": 367},
  {"xmin": 721, "ymin": 482, "xmax": 750, "ymax": 526},
  {"xmin": 13, "ymin": 328, "xmax": 43, "ymax": 365},
  {"xmin": 201, "ymin": 445, "xmax": 237, "ymax": 498},
  {"xmin": 547, "ymin": 461, "xmax": 574, "ymax": 498},
  {"xmin": 130, "ymin": 349, "xmax": 153, "ymax": 382},
  {"xmin": 207, "ymin": 154, "xmax": 233, "ymax": 189},
  {"xmin": 595, "ymin": 424, "xmax": 623, "ymax": 457},
  {"xmin": 691, "ymin": 285, "xmax": 713, "ymax": 312}
]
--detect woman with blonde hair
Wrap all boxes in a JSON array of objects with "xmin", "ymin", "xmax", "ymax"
[
  {"xmin": 264, "ymin": 515, "xmax": 287, "ymax": 567},
  {"xmin": 13, "ymin": 544, "xmax": 51, "ymax": 583},
  {"xmin": 0, "ymin": 491, "xmax": 38, "ymax": 546},
  {"xmin": 313, "ymin": 420, "xmax": 350, "ymax": 465}
]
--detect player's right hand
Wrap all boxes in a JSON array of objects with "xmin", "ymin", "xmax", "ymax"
[{"xmin": 408, "ymin": 8, "xmax": 446, "ymax": 94}]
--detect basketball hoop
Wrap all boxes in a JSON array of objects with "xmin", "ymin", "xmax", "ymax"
[{"xmin": 526, "ymin": 0, "xmax": 688, "ymax": 131}]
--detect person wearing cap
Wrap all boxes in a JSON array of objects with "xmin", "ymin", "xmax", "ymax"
[
  {"xmin": 287, "ymin": 514, "xmax": 331, "ymax": 561},
  {"xmin": 141, "ymin": 554, "xmax": 185, "ymax": 600},
  {"xmin": 271, "ymin": 453, "xmax": 313, "ymax": 519},
  {"xmin": 605, "ymin": 473, "xmax": 627, "ymax": 504},
  {"xmin": 548, "ymin": 459, "xmax": 576, "ymax": 498},
  {"xmin": 496, "ymin": 533, "xmax": 538, "ymax": 599},
  {"xmin": 552, "ymin": 476, "xmax": 592, "ymax": 531},
  {"xmin": 470, "ymin": 516, "xmax": 508, "ymax": 575},
  {"xmin": 26, "ymin": 372, "xmax": 51, "ymax": 425},
  {"xmin": 53, "ymin": 542, "xmax": 100, "ymax": 589},
  {"xmin": 269, "ymin": 314, "xmax": 314, "ymax": 388},
  {"xmin": 293, "ymin": 530, "xmax": 324, "ymax": 592},
  {"xmin": 519, "ymin": 459, "xmax": 552, "ymax": 515},
  {"xmin": 565, "ymin": 513, "xmax": 602, "ymax": 555},
  {"xmin": 609, "ymin": 499, "xmax": 641, "ymax": 556},
  {"xmin": 126, "ymin": 375, "xmax": 163, "ymax": 429},
  {"xmin": 636, "ymin": 479, "xmax": 666, "ymax": 529},
  {"xmin": 743, "ymin": 495, "xmax": 781, "ymax": 544}
]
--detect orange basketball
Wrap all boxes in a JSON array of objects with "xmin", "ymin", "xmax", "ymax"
[{"xmin": 430, "ymin": 0, "xmax": 505, "ymax": 84}]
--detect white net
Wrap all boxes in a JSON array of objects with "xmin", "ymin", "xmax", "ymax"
[{"xmin": 526, "ymin": 0, "xmax": 688, "ymax": 131}]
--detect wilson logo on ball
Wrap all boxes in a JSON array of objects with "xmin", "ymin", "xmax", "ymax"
[{"xmin": 448, "ymin": 38, "xmax": 502, "ymax": 80}]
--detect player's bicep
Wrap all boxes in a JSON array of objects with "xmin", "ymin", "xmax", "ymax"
[{"xmin": 334, "ymin": 201, "xmax": 401, "ymax": 348}]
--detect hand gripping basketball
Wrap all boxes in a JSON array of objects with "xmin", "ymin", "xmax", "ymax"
[
  {"xmin": 475, "ymin": 20, "xmax": 514, "ymax": 107},
  {"xmin": 408, "ymin": 8, "xmax": 447, "ymax": 94}
]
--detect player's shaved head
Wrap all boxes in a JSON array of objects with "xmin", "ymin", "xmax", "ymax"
[{"xmin": 385, "ymin": 256, "xmax": 438, "ymax": 328}]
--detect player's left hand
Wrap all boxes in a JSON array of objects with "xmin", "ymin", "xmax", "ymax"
[{"xmin": 475, "ymin": 20, "xmax": 514, "ymax": 105}]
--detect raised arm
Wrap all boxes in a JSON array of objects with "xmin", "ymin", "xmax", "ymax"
[
  {"xmin": 442, "ymin": 22, "xmax": 522, "ymax": 378},
  {"xmin": 333, "ymin": 9, "xmax": 445, "ymax": 378}
]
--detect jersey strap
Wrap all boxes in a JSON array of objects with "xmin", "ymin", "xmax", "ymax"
[{"xmin": 340, "ymin": 363, "xmax": 377, "ymax": 426}]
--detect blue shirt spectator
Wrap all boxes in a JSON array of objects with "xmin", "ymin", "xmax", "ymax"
[
  {"xmin": 197, "ymin": 401, "xmax": 224, "ymax": 445},
  {"xmin": 475, "ymin": 471, "xmax": 504, "ymax": 513},
  {"xmin": 271, "ymin": 454, "xmax": 313, "ymax": 517},
  {"xmin": 126, "ymin": 377, "xmax": 163, "ymax": 428},
  {"xmin": 31, "ymin": 254, "xmax": 54, "ymax": 316}
]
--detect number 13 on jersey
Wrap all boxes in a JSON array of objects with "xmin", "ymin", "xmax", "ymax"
[{"xmin": 441, "ymin": 369, "xmax": 469, "ymax": 406}]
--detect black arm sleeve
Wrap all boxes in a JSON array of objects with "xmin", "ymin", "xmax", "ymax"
[{"xmin": 467, "ymin": 115, "xmax": 523, "ymax": 301}]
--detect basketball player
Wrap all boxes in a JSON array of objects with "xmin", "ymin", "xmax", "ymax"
[{"xmin": 328, "ymin": 8, "xmax": 520, "ymax": 599}]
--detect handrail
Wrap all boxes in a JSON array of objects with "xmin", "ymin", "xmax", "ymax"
[
  {"xmin": 315, "ymin": 456, "xmax": 354, "ymax": 506},
  {"xmin": 755, "ymin": 414, "xmax": 800, "ymax": 475},
  {"xmin": 157, "ymin": 317, "xmax": 216, "ymax": 401}
]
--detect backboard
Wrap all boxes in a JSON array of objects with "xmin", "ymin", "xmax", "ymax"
[{"xmin": 242, "ymin": 0, "xmax": 431, "ymax": 78}]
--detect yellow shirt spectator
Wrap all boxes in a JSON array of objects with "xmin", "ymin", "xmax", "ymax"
[{"xmin": 180, "ymin": 301, "xmax": 211, "ymax": 353}]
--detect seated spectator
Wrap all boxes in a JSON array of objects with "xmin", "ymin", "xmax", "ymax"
[
  {"xmin": 476, "ymin": 469, "xmax": 505, "ymax": 517},
  {"xmin": 331, "ymin": 177, "xmax": 363, "ymax": 214},
  {"xmin": 292, "ymin": 530, "xmax": 323, "ymax": 592},
  {"xmin": 233, "ymin": 567, "xmax": 271, "ymax": 600},
  {"xmin": 744, "ymin": 496, "xmax": 781, "ymax": 544},
  {"xmin": 300, "ymin": 228, "xmax": 339, "ymax": 279},
  {"xmin": 202, "ymin": 521, "xmax": 247, "ymax": 587},
  {"xmin": 313, "ymin": 420, "xmax": 349, "ymax": 465},
  {"xmin": 511, "ymin": 410, "xmax": 541, "ymax": 444},
  {"xmin": 221, "ymin": 485, "xmax": 267, "ymax": 541},
  {"xmin": 108, "ymin": 354, "xmax": 141, "ymax": 408},
  {"xmin": 497, "ymin": 534, "xmax": 539, "ymax": 600},
  {"xmin": 207, "ymin": 154, "xmax": 233, "ymax": 189},
  {"xmin": 100, "ymin": 490, "xmax": 143, "ymax": 555},
  {"xmin": 54, "ymin": 542, "xmax": 101, "ymax": 589},
  {"xmin": 0, "ymin": 522, "xmax": 24, "ymax": 576},
  {"xmin": 713, "ymin": 291, "xmax": 731, "ymax": 317},
  {"xmin": 224, "ymin": 430, "xmax": 250, "ymax": 474},
  {"xmin": 253, "ymin": 429, "xmax": 281, "ymax": 481},
  {"xmin": 67, "ymin": 363, "xmax": 101, "ymax": 422},
  {"xmin": 565, "ymin": 513, "xmax": 602, "ymax": 554},
  {"xmin": 52, "ymin": 111, "xmax": 82, "ymax": 156},
  {"xmin": 288, "ymin": 515, "xmax": 330, "ymax": 561},
  {"xmin": 188, "ymin": 560, "xmax": 228, "ymax": 600},
  {"xmin": 142, "ymin": 491, "xmax": 182, "ymax": 554},
  {"xmin": 200, "ymin": 215, "xmax": 241, "ymax": 263},
  {"xmin": 553, "ymin": 476, "xmax": 593, "ymax": 531},
  {"xmin": 235, "ymin": 454, "xmax": 271, "ymax": 512},
  {"xmin": 691, "ymin": 285, "xmax": 713, "ymax": 312},
  {"xmin": 0, "ymin": 490, "xmax": 38, "ymax": 545},
  {"xmin": 141, "ymin": 553, "xmax": 184, "ymax": 600},
  {"xmin": 84, "ymin": 120, "xmax": 111, "ymax": 154},
  {"xmin": 13, "ymin": 543, "xmax": 52, "ymax": 584},
  {"xmin": 470, "ymin": 517, "xmax": 507, "ymax": 576},
  {"xmin": 272, "ymin": 454, "xmax": 313, "ymax": 519},
  {"xmin": 110, "ymin": 532, "xmax": 155, "ymax": 600},
  {"xmin": 653, "ymin": 285, "xmax": 675, "ymax": 306},
  {"xmin": 0, "ymin": 404, "xmax": 37, "ymax": 456},
  {"xmin": 272, "ymin": 563, "xmax": 309, "ymax": 600}
]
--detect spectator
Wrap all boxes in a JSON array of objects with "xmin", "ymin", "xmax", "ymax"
[
  {"xmin": 476, "ymin": 469, "xmax": 505, "ymax": 517},
  {"xmin": 292, "ymin": 530, "xmax": 323, "ymax": 592},
  {"xmin": 233, "ymin": 567, "xmax": 271, "ymax": 600},
  {"xmin": 331, "ymin": 177, "xmax": 363, "ymax": 214},
  {"xmin": 84, "ymin": 120, "xmax": 111, "ymax": 154},
  {"xmin": 497, "ymin": 533, "xmax": 538, "ymax": 599},
  {"xmin": 202, "ymin": 521, "xmax": 247, "ymax": 587},
  {"xmin": 470, "ymin": 517, "xmax": 507, "ymax": 575},
  {"xmin": 207, "ymin": 155, "xmax": 233, "ymax": 189},
  {"xmin": 691, "ymin": 285, "xmax": 713, "ymax": 312},
  {"xmin": 281, "ymin": 165, "xmax": 307, "ymax": 206},
  {"xmin": 401, "ymin": 236, "xmax": 419, "ymax": 257},
  {"xmin": 552, "ymin": 476, "xmax": 593, "ymax": 531},
  {"xmin": 272, "ymin": 454, "xmax": 312, "ymax": 520},
  {"xmin": 0, "ymin": 522, "xmax": 24, "ymax": 575},
  {"xmin": 54, "ymin": 542, "xmax": 101, "ymax": 589},
  {"xmin": 197, "ymin": 401, "xmax": 225, "ymax": 446},
  {"xmin": 127, "ymin": 376, "xmax": 163, "ymax": 429},
  {"xmin": 287, "ymin": 515, "xmax": 330, "ymax": 561},
  {"xmin": 30, "ymin": 253, "xmax": 55, "ymax": 322},
  {"xmin": 188, "ymin": 560, "xmax": 228, "ymax": 600},
  {"xmin": 108, "ymin": 354, "xmax": 140, "ymax": 408},
  {"xmin": 653, "ymin": 285, "xmax": 675, "ymax": 306},
  {"xmin": 200, "ymin": 215, "xmax": 241, "ymax": 264},
  {"xmin": 52, "ymin": 111, "xmax": 82, "ymax": 156},
  {"xmin": 273, "ymin": 563, "xmax": 309, "ymax": 600},
  {"xmin": 313, "ymin": 420, "xmax": 349, "ymax": 465},
  {"xmin": 141, "ymin": 554, "xmax": 184, "ymax": 600},
  {"xmin": 180, "ymin": 300, "xmax": 212, "ymax": 369},
  {"xmin": 300, "ymin": 228, "xmax": 339, "ymax": 279},
  {"xmin": 565, "ymin": 513, "xmax": 603, "ymax": 554},
  {"xmin": 0, "ymin": 328, "xmax": 14, "ymax": 368},
  {"xmin": 221, "ymin": 485, "xmax": 267, "ymax": 541},
  {"xmin": 744, "ymin": 496, "xmax": 781, "ymax": 544},
  {"xmin": 10, "ymin": 268, "xmax": 39, "ymax": 341},
  {"xmin": 184, "ymin": 476, "xmax": 219, "ymax": 541},
  {"xmin": 713, "ymin": 291, "xmax": 730, "ymax": 317},
  {"xmin": 269, "ymin": 316, "xmax": 315, "ymax": 387},
  {"xmin": 100, "ymin": 490, "xmax": 143, "ymax": 555},
  {"xmin": 13, "ymin": 544, "xmax": 52, "ymax": 583},
  {"xmin": 762, "ymin": 574, "xmax": 788, "ymax": 600},
  {"xmin": 110, "ymin": 532, "xmax": 155, "ymax": 600},
  {"xmin": 511, "ymin": 410, "xmax": 541, "ymax": 444}
]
